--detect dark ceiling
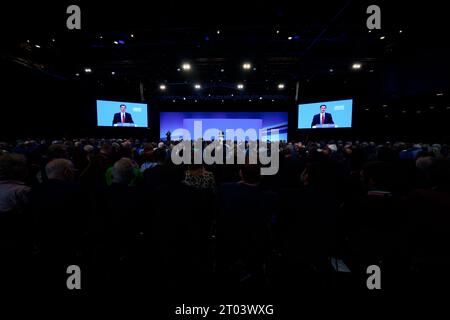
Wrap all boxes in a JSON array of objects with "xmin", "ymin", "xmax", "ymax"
[{"xmin": 1, "ymin": 1, "xmax": 449, "ymax": 105}]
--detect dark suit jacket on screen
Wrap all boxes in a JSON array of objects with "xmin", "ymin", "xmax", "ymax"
[
  {"xmin": 311, "ymin": 113, "xmax": 334, "ymax": 127},
  {"xmin": 112, "ymin": 112, "xmax": 134, "ymax": 125}
]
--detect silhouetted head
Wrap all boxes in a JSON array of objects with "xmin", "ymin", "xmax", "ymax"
[
  {"xmin": 0, "ymin": 153, "xmax": 28, "ymax": 182},
  {"xmin": 45, "ymin": 158, "xmax": 75, "ymax": 182}
]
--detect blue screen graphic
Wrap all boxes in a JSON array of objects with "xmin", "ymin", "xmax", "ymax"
[
  {"xmin": 298, "ymin": 99, "xmax": 353, "ymax": 129},
  {"xmin": 96, "ymin": 100, "xmax": 148, "ymax": 128},
  {"xmin": 160, "ymin": 112, "xmax": 288, "ymax": 141}
]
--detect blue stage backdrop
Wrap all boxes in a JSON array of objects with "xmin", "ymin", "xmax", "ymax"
[
  {"xmin": 160, "ymin": 112, "xmax": 288, "ymax": 141},
  {"xmin": 97, "ymin": 100, "xmax": 148, "ymax": 128},
  {"xmin": 298, "ymin": 99, "xmax": 353, "ymax": 129}
]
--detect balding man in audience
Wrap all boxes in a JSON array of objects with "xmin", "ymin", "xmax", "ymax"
[
  {"xmin": 29, "ymin": 158, "xmax": 90, "ymax": 289},
  {"xmin": 45, "ymin": 158, "xmax": 76, "ymax": 182},
  {"xmin": 112, "ymin": 158, "xmax": 136, "ymax": 186}
]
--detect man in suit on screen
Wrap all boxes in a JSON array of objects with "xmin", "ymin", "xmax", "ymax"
[
  {"xmin": 311, "ymin": 105, "xmax": 334, "ymax": 127},
  {"xmin": 112, "ymin": 104, "xmax": 134, "ymax": 125}
]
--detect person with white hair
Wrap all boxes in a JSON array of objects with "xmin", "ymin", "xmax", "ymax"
[
  {"xmin": 83, "ymin": 144, "xmax": 95, "ymax": 153},
  {"xmin": 28, "ymin": 157, "xmax": 89, "ymax": 288},
  {"xmin": 112, "ymin": 158, "xmax": 137, "ymax": 185}
]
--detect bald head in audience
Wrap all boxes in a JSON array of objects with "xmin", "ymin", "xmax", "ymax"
[
  {"xmin": 45, "ymin": 159, "xmax": 75, "ymax": 182},
  {"xmin": 112, "ymin": 158, "xmax": 136, "ymax": 185}
]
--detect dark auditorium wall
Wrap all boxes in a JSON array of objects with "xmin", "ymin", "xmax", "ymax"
[
  {"xmin": 2, "ymin": 58, "xmax": 450, "ymax": 143},
  {"xmin": 1, "ymin": 60, "xmax": 86, "ymax": 139}
]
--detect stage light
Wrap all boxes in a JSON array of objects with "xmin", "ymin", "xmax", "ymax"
[
  {"xmin": 195, "ymin": 100, "xmax": 198, "ymax": 102},
  {"xmin": 183, "ymin": 97, "xmax": 186, "ymax": 100},
  {"xmin": 130, "ymin": 34, "xmax": 134, "ymax": 38},
  {"xmin": 237, "ymin": 83, "xmax": 244, "ymax": 90},
  {"xmin": 382, "ymin": 104, "xmax": 388, "ymax": 107},
  {"xmin": 118, "ymin": 40, "xmax": 125, "ymax": 45},
  {"xmin": 52, "ymin": 38, "xmax": 55, "ymax": 42},
  {"xmin": 26, "ymin": 40, "xmax": 30, "ymax": 43},
  {"xmin": 242, "ymin": 63, "xmax": 252, "ymax": 70},
  {"xmin": 84, "ymin": 68, "xmax": 92, "ymax": 73},
  {"xmin": 217, "ymin": 30, "xmax": 220, "ymax": 34},
  {"xmin": 221, "ymin": 100, "xmax": 224, "ymax": 103},
  {"xmin": 159, "ymin": 84, "xmax": 167, "ymax": 91},
  {"xmin": 173, "ymin": 100, "xmax": 176, "ymax": 103},
  {"xmin": 177, "ymin": 68, "xmax": 181, "ymax": 72},
  {"xmin": 220, "ymin": 69, "xmax": 225, "ymax": 72},
  {"xmin": 288, "ymin": 36, "xmax": 293, "ymax": 40},
  {"xmin": 368, "ymin": 30, "xmax": 372, "ymax": 33},
  {"xmin": 399, "ymin": 30, "xmax": 403, "ymax": 33},
  {"xmin": 436, "ymin": 93, "xmax": 444, "ymax": 96},
  {"xmin": 429, "ymin": 106, "xmax": 435, "ymax": 109},
  {"xmin": 329, "ymin": 69, "xmax": 334, "ymax": 73},
  {"xmin": 182, "ymin": 63, "xmax": 191, "ymax": 71},
  {"xmin": 272, "ymin": 99, "xmax": 275, "ymax": 102},
  {"xmin": 194, "ymin": 84, "xmax": 201, "ymax": 89},
  {"xmin": 276, "ymin": 30, "xmax": 280, "ymax": 34},
  {"xmin": 278, "ymin": 83, "xmax": 285, "ymax": 89},
  {"xmin": 352, "ymin": 63, "xmax": 361, "ymax": 70},
  {"xmin": 249, "ymin": 99, "xmax": 252, "ymax": 102},
  {"xmin": 35, "ymin": 44, "xmax": 40, "ymax": 48},
  {"xmin": 113, "ymin": 41, "xmax": 119, "ymax": 45},
  {"xmin": 75, "ymin": 73, "xmax": 80, "ymax": 77},
  {"xmin": 111, "ymin": 71, "xmax": 115, "ymax": 75},
  {"xmin": 259, "ymin": 97, "xmax": 263, "ymax": 100},
  {"xmin": 380, "ymin": 36, "xmax": 385, "ymax": 40}
]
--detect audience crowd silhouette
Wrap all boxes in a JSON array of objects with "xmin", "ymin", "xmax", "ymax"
[{"xmin": 1, "ymin": 138, "xmax": 449, "ymax": 296}]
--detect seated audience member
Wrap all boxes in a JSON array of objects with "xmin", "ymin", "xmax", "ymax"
[
  {"xmin": 0, "ymin": 153, "xmax": 30, "ymax": 214},
  {"xmin": 140, "ymin": 144, "xmax": 158, "ymax": 172},
  {"xmin": 284, "ymin": 161, "xmax": 340, "ymax": 264},
  {"xmin": 143, "ymin": 147, "xmax": 182, "ymax": 190},
  {"xmin": 182, "ymin": 164, "xmax": 216, "ymax": 190},
  {"xmin": 0, "ymin": 153, "xmax": 31, "ymax": 290},
  {"xmin": 80, "ymin": 143, "xmax": 115, "ymax": 186},
  {"xmin": 216, "ymin": 165, "xmax": 275, "ymax": 287},
  {"xmin": 414, "ymin": 155, "xmax": 436, "ymax": 188},
  {"xmin": 93, "ymin": 158, "xmax": 148, "ymax": 291},
  {"xmin": 30, "ymin": 159, "xmax": 87, "ymax": 249},
  {"xmin": 28, "ymin": 158, "xmax": 90, "ymax": 289},
  {"xmin": 408, "ymin": 158, "xmax": 450, "ymax": 289},
  {"xmin": 343, "ymin": 161, "xmax": 408, "ymax": 289},
  {"xmin": 105, "ymin": 157, "xmax": 142, "ymax": 186},
  {"xmin": 111, "ymin": 157, "xmax": 138, "ymax": 186}
]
